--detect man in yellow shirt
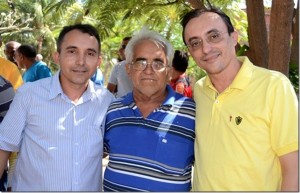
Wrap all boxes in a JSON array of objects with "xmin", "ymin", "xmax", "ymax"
[
  {"xmin": 181, "ymin": 8, "xmax": 298, "ymax": 191},
  {"xmin": 0, "ymin": 57, "xmax": 23, "ymax": 90},
  {"xmin": 0, "ymin": 36, "xmax": 23, "ymax": 90},
  {"xmin": 4, "ymin": 41, "xmax": 21, "ymax": 65}
]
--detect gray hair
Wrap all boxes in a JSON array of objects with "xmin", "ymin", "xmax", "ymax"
[{"xmin": 125, "ymin": 27, "xmax": 174, "ymax": 66}]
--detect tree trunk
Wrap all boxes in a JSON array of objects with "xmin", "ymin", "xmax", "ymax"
[
  {"xmin": 245, "ymin": 0, "xmax": 269, "ymax": 68},
  {"xmin": 268, "ymin": 0, "xmax": 294, "ymax": 75},
  {"xmin": 186, "ymin": 0, "xmax": 205, "ymax": 9},
  {"xmin": 290, "ymin": 3, "xmax": 299, "ymax": 66},
  {"xmin": 37, "ymin": 36, "xmax": 43, "ymax": 54}
]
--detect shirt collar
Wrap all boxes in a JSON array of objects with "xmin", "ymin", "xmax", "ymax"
[
  {"xmin": 48, "ymin": 71, "xmax": 63, "ymax": 100},
  {"xmin": 48, "ymin": 70, "xmax": 97, "ymax": 102}
]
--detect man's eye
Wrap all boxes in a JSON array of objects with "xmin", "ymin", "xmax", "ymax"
[
  {"xmin": 67, "ymin": 49, "xmax": 76, "ymax": 54},
  {"xmin": 152, "ymin": 61, "xmax": 166, "ymax": 70},
  {"xmin": 136, "ymin": 60, "xmax": 146, "ymax": 65},
  {"xmin": 87, "ymin": 52, "xmax": 96, "ymax": 57},
  {"xmin": 191, "ymin": 40, "xmax": 201, "ymax": 47},
  {"xmin": 153, "ymin": 61, "xmax": 164, "ymax": 67},
  {"xmin": 209, "ymin": 33, "xmax": 220, "ymax": 41}
]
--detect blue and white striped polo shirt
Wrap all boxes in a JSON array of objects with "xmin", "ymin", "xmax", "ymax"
[
  {"xmin": 104, "ymin": 85, "xmax": 195, "ymax": 191},
  {"xmin": 0, "ymin": 76, "xmax": 15, "ymax": 123}
]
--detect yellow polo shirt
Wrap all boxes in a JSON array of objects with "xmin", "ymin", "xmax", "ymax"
[
  {"xmin": 192, "ymin": 56, "xmax": 298, "ymax": 191},
  {"xmin": 0, "ymin": 57, "xmax": 23, "ymax": 90}
]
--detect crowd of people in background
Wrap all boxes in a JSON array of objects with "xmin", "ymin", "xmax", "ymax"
[{"xmin": 0, "ymin": 6, "xmax": 298, "ymax": 192}]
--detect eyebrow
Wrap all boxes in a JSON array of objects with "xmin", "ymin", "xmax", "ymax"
[
  {"xmin": 134, "ymin": 57, "xmax": 164, "ymax": 62},
  {"xmin": 207, "ymin": 29, "xmax": 220, "ymax": 34},
  {"xmin": 187, "ymin": 36, "xmax": 201, "ymax": 43},
  {"xmin": 65, "ymin": 46, "xmax": 97, "ymax": 53},
  {"xmin": 134, "ymin": 57, "xmax": 147, "ymax": 61},
  {"xmin": 187, "ymin": 29, "xmax": 220, "ymax": 42},
  {"xmin": 86, "ymin": 48, "xmax": 97, "ymax": 53}
]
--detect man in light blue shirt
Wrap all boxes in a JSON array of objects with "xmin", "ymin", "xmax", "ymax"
[
  {"xmin": 0, "ymin": 24, "xmax": 115, "ymax": 191},
  {"xmin": 14, "ymin": 44, "xmax": 52, "ymax": 82}
]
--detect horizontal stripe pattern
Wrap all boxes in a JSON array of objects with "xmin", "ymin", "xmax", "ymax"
[
  {"xmin": 0, "ymin": 76, "xmax": 15, "ymax": 123},
  {"xmin": 104, "ymin": 85, "xmax": 195, "ymax": 192}
]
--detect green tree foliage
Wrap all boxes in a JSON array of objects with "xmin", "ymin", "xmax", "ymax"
[{"xmin": 1, "ymin": 0, "xmax": 296, "ymax": 90}]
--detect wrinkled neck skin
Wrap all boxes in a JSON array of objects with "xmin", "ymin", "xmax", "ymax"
[{"xmin": 133, "ymin": 89, "xmax": 167, "ymax": 118}]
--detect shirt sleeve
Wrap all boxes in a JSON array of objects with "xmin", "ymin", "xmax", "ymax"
[
  {"xmin": 0, "ymin": 86, "xmax": 30, "ymax": 152},
  {"xmin": 269, "ymin": 76, "xmax": 298, "ymax": 156}
]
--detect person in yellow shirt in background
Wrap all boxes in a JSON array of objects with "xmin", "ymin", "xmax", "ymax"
[
  {"xmin": 0, "ymin": 36, "xmax": 23, "ymax": 90},
  {"xmin": 0, "ymin": 56, "xmax": 23, "ymax": 90},
  {"xmin": 4, "ymin": 41, "xmax": 21, "ymax": 65},
  {"xmin": 181, "ymin": 7, "xmax": 298, "ymax": 191}
]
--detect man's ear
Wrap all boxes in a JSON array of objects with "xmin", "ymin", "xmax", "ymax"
[
  {"xmin": 231, "ymin": 30, "xmax": 239, "ymax": 46},
  {"xmin": 125, "ymin": 63, "xmax": 131, "ymax": 76},
  {"xmin": 52, "ymin": 52, "xmax": 60, "ymax": 65},
  {"xmin": 97, "ymin": 55, "xmax": 102, "ymax": 68}
]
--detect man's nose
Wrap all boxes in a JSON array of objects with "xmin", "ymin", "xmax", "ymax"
[{"xmin": 76, "ymin": 53, "xmax": 86, "ymax": 65}]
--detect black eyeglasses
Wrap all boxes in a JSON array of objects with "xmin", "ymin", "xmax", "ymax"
[{"xmin": 131, "ymin": 60, "xmax": 168, "ymax": 71}]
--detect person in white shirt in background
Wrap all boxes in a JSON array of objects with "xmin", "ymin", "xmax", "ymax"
[{"xmin": 107, "ymin": 36, "xmax": 133, "ymax": 98}]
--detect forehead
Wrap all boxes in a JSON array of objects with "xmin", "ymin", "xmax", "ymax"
[
  {"xmin": 133, "ymin": 39, "xmax": 166, "ymax": 58},
  {"xmin": 62, "ymin": 29, "xmax": 99, "ymax": 51},
  {"xmin": 184, "ymin": 12, "xmax": 226, "ymax": 38},
  {"xmin": 6, "ymin": 43, "xmax": 19, "ymax": 50}
]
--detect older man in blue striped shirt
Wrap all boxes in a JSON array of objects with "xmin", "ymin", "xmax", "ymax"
[
  {"xmin": 0, "ymin": 24, "xmax": 114, "ymax": 191},
  {"xmin": 103, "ymin": 27, "xmax": 195, "ymax": 191}
]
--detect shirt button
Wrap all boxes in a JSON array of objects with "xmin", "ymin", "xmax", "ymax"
[
  {"xmin": 74, "ymin": 142, "xmax": 79, "ymax": 146},
  {"xmin": 215, "ymin": 100, "xmax": 219, "ymax": 104},
  {"xmin": 74, "ymin": 162, "xmax": 79, "ymax": 165}
]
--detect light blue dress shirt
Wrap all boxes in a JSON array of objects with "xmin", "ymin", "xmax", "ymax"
[{"xmin": 0, "ymin": 71, "xmax": 115, "ymax": 191}]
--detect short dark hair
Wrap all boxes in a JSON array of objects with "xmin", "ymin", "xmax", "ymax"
[
  {"xmin": 181, "ymin": 7, "xmax": 234, "ymax": 45},
  {"xmin": 57, "ymin": 24, "xmax": 101, "ymax": 53},
  {"xmin": 172, "ymin": 50, "xmax": 189, "ymax": 73},
  {"xmin": 17, "ymin": 45, "xmax": 37, "ymax": 58}
]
